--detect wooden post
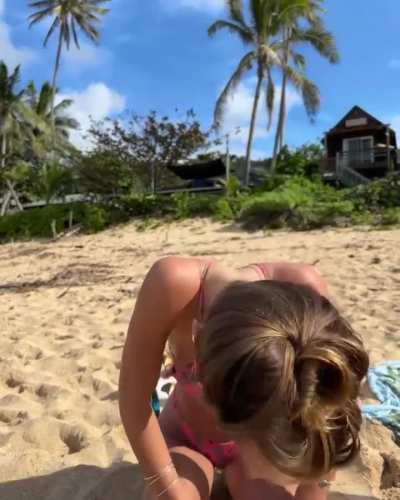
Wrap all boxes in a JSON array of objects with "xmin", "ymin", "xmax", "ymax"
[
  {"xmin": 69, "ymin": 210, "xmax": 73, "ymax": 229},
  {"xmin": 51, "ymin": 220, "xmax": 57, "ymax": 239}
]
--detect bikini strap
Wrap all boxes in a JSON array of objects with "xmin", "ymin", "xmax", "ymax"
[{"xmin": 252, "ymin": 263, "xmax": 271, "ymax": 280}]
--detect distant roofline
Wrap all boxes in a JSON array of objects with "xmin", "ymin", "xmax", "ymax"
[{"xmin": 327, "ymin": 105, "xmax": 395, "ymax": 134}]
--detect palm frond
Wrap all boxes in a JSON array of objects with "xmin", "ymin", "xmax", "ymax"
[
  {"xmin": 226, "ymin": 0, "xmax": 248, "ymax": 29},
  {"xmin": 285, "ymin": 67, "xmax": 320, "ymax": 121},
  {"xmin": 293, "ymin": 26, "xmax": 339, "ymax": 63},
  {"xmin": 37, "ymin": 82, "xmax": 53, "ymax": 116},
  {"xmin": 213, "ymin": 51, "xmax": 256, "ymax": 129},
  {"xmin": 292, "ymin": 52, "xmax": 306, "ymax": 70},
  {"xmin": 70, "ymin": 16, "xmax": 80, "ymax": 48},
  {"xmin": 28, "ymin": 7, "xmax": 54, "ymax": 28},
  {"xmin": 54, "ymin": 99, "xmax": 74, "ymax": 114},
  {"xmin": 43, "ymin": 16, "xmax": 60, "ymax": 46},
  {"xmin": 208, "ymin": 20, "xmax": 253, "ymax": 44}
]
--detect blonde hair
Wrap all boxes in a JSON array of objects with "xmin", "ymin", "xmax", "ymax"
[{"xmin": 196, "ymin": 280, "xmax": 369, "ymax": 479}]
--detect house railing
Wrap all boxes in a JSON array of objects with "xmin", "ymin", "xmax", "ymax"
[{"xmin": 322, "ymin": 147, "xmax": 396, "ymax": 175}]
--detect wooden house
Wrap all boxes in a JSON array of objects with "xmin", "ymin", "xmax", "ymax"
[{"xmin": 322, "ymin": 106, "xmax": 399, "ymax": 186}]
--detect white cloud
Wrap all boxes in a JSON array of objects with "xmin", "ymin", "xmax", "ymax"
[
  {"xmin": 217, "ymin": 78, "xmax": 302, "ymax": 158},
  {"xmin": 63, "ymin": 42, "xmax": 112, "ymax": 69},
  {"xmin": 57, "ymin": 83, "xmax": 126, "ymax": 151},
  {"xmin": 388, "ymin": 59, "xmax": 400, "ymax": 70},
  {"xmin": 0, "ymin": 1, "xmax": 36, "ymax": 69},
  {"xmin": 161, "ymin": 0, "xmax": 224, "ymax": 12}
]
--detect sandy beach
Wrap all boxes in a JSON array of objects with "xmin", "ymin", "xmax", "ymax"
[{"xmin": 0, "ymin": 219, "xmax": 399, "ymax": 500}]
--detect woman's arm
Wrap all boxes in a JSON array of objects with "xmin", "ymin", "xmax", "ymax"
[{"xmin": 118, "ymin": 257, "xmax": 200, "ymax": 497}]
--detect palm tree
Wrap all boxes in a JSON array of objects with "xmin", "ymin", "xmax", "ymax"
[
  {"xmin": 0, "ymin": 62, "xmax": 32, "ymax": 214},
  {"xmin": 28, "ymin": 0, "xmax": 110, "ymax": 127},
  {"xmin": 209, "ymin": 0, "xmax": 282, "ymax": 186},
  {"xmin": 25, "ymin": 81, "xmax": 79, "ymax": 140},
  {"xmin": 271, "ymin": 0, "xmax": 339, "ymax": 170}
]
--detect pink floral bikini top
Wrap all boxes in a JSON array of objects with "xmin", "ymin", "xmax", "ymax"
[{"xmin": 170, "ymin": 262, "xmax": 271, "ymax": 397}]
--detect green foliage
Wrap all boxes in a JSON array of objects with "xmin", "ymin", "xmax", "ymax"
[
  {"xmin": 381, "ymin": 208, "xmax": 400, "ymax": 226},
  {"xmin": 345, "ymin": 174, "xmax": 400, "ymax": 211},
  {"xmin": 171, "ymin": 193, "xmax": 190, "ymax": 219},
  {"xmin": 291, "ymin": 201, "xmax": 354, "ymax": 230},
  {"xmin": 74, "ymin": 150, "xmax": 140, "ymax": 196},
  {"xmin": 225, "ymin": 175, "xmax": 241, "ymax": 197},
  {"xmin": 88, "ymin": 110, "xmax": 215, "ymax": 193},
  {"xmin": 240, "ymin": 176, "xmax": 353, "ymax": 229},
  {"xmin": 0, "ymin": 202, "xmax": 128, "ymax": 241},
  {"xmin": 215, "ymin": 198, "xmax": 234, "ymax": 220},
  {"xmin": 31, "ymin": 163, "xmax": 74, "ymax": 204},
  {"xmin": 274, "ymin": 143, "xmax": 324, "ymax": 178},
  {"xmin": 82, "ymin": 205, "xmax": 109, "ymax": 233}
]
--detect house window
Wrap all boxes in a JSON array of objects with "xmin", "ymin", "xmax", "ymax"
[{"xmin": 343, "ymin": 136, "xmax": 373, "ymax": 167}]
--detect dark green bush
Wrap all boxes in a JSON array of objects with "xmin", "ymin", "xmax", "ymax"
[
  {"xmin": 0, "ymin": 204, "xmax": 86, "ymax": 241},
  {"xmin": 345, "ymin": 174, "xmax": 400, "ymax": 210},
  {"xmin": 291, "ymin": 201, "xmax": 354, "ymax": 230},
  {"xmin": 0, "ymin": 202, "xmax": 128, "ymax": 242},
  {"xmin": 240, "ymin": 177, "xmax": 354, "ymax": 230}
]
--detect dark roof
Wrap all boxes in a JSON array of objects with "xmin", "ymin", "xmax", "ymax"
[
  {"xmin": 327, "ymin": 105, "xmax": 395, "ymax": 136},
  {"xmin": 166, "ymin": 158, "xmax": 226, "ymax": 180}
]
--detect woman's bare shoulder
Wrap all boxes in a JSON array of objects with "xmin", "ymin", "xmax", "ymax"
[{"xmin": 267, "ymin": 262, "xmax": 329, "ymax": 297}]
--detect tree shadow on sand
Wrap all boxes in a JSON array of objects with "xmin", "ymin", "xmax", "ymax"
[
  {"xmin": 0, "ymin": 462, "xmax": 144, "ymax": 500},
  {"xmin": 0, "ymin": 462, "xmax": 380, "ymax": 500}
]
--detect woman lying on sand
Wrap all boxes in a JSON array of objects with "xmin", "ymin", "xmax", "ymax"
[{"xmin": 119, "ymin": 257, "xmax": 369, "ymax": 500}]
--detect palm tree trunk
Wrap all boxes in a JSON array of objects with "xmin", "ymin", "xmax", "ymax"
[
  {"xmin": 50, "ymin": 27, "xmax": 64, "ymax": 132},
  {"xmin": 271, "ymin": 29, "xmax": 290, "ymax": 172},
  {"xmin": 271, "ymin": 68, "xmax": 287, "ymax": 171},
  {"xmin": 245, "ymin": 71, "xmax": 263, "ymax": 187}
]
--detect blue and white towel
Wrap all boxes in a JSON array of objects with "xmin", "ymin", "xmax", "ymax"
[{"xmin": 362, "ymin": 361, "xmax": 400, "ymax": 442}]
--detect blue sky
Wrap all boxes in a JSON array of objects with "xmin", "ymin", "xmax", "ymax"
[{"xmin": 4, "ymin": 0, "xmax": 400, "ymax": 157}]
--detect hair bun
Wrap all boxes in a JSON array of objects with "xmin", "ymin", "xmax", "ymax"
[{"xmin": 294, "ymin": 342, "xmax": 358, "ymax": 433}]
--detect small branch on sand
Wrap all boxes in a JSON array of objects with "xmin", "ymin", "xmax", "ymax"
[
  {"xmin": 57, "ymin": 285, "xmax": 73, "ymax": 299},
  {"xmin": 51, "ymin": 224, "xmax": 82, "ymax": 242}
]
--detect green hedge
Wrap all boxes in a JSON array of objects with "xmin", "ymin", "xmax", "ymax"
[
  {"xmin": 2, "ymin": 174, "xmax": 400, "ymax": 242},
  {"xmin": 0, "ymin": 203, "xmax": 127, "ymax": 242}
]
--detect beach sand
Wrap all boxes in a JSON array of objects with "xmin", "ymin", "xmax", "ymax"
[{"xmin": 0, "ymin": 219, "xmax": 399, "ymax": 499}]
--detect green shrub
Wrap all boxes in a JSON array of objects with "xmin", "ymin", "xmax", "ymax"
[
  {"xmin": 291, "ymin": 201, "xmax": 354, "ymax": 230},
  {"xmin": 381, "ymin": 208, "xmax": 400, "ymax": 226},
  {"xmin": 345, "ymin": 174, "xmax": 400, "ymax": 210},
  {"xmin": 0, "ymin": 204, "xmax": 87, "ymax": 241},
  {"xmin": 215, "ymin": 198, "xmax": 235, "ymax": 220},
  {"xmin": 82, "ymin": 205, "xmax": 109, "ymax": 233},
  {"xmin": 184, "ymin": 194, "xmax": 217, "ymax": 217},
  {"xmin": 240, "ymin": 177, "xmax": 354, "ymax": 230},
  {"xmin": 171, "ymin": 193, "xmax": 190, "ymax": 219},
  {"xmin": 117, "ymin": 195, "xmax": 166, "ymax": 217}
]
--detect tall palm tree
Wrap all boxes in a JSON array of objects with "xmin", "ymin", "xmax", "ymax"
[
  {"xmin": 25, "ymin": 81, "xmax": 79, "ymax": 140},
  {"xmin": 271, "ymin": 0, "xmax": 339, "ymax": 170},
  {"xmin": 209, "ymin": 0, "xmax": 282, "ymax": 186},
  {"xmin": 0, "ymin": 62, "xmax": 32, "ymax": 214},
  {"xmin": 28, "ymin": 0, "xmax": 110, "ymax": 128}
]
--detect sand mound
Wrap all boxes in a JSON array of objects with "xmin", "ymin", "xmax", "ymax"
[{"xmin": 0, "ymin": 220, "xmax": 399, "ymax": 499}]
